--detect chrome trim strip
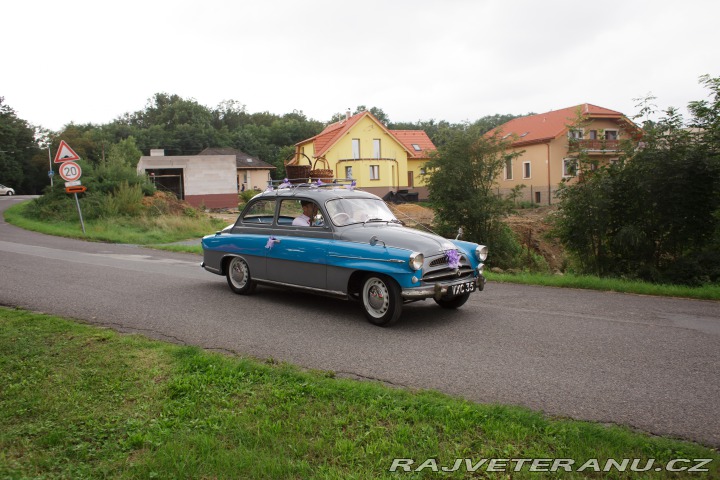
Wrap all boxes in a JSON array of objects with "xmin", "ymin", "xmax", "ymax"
[
  {"xmin": 328, "ymin": 253, "xmax": 405, "ymax": 263},
  {"xmin": 255, "ymin": 279, "xmax": 347, "ymax": 298}
]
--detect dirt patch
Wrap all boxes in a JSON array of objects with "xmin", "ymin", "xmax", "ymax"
[
  {"xmin": 504, "ymin": 206, "xmax": 566, "ymax": 271},
  {"xmin": 389, "ymin": 203, "xmax": 435, "ymax": 227},
  {"xmin": 142, "ymin": 191, "xmax": 194, "ymax": 215}
]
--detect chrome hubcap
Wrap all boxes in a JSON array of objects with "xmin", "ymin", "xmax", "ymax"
[
  {"xmin": 364, "ymin": 278, "xmax": 389, "ymax": 317},
  {"xmin": 230, "ymin": 258, "xmax": 248, "ymax": 288}
]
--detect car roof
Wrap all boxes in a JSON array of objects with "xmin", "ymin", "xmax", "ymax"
[{"xmin": 254, "ymin": 184, "xmax": 381, "ymax": 203}]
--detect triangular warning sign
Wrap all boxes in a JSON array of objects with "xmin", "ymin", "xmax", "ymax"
[{"xmin": 53, "ymin": 140, "xmax": 81, "ymax": 163}]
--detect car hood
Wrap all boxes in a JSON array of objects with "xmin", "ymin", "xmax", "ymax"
[{"xmin": 336, "ymin": 223, "xmax": 456, "ymax": 255}]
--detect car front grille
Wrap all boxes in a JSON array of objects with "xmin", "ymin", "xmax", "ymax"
[
  {"xmin": 421, "ymin": 253, "xmax": 474, "ymax": 282},
  {"xmin": 429, "ymin": 255, "xmax": 449, "ymax": 268}
]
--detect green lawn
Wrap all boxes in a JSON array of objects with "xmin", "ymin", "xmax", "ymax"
[{"xmin": 1, "ymin": 307, "xmax": 718, "ymax": 479}]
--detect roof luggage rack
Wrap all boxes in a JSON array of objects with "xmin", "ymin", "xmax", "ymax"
[{"xmin": 265, "ymin": 178, "xmax": 358, "ymax": 191}]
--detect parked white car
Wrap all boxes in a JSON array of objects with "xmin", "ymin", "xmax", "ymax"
[{"xmin": 0, "ymin": 184, "xmax": 15, "ymax": 196}]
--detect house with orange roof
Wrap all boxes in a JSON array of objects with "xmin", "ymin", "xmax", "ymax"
[
  {"xmin": 293, "ymin": 111, "xmax": 435, "ymax": 199},
  {"xmin": 490, "ymin": 104, "xmax": 641, "ymax": 204}
]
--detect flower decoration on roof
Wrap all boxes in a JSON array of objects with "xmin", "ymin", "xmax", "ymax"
[
  {"xmin": 446, "ymin": 249, "xmax": 460, "ymax": 270},
  {"xmin": 345, "ymin": 180, "xmax": 356, "ymax": 191},
  {"xmin": 278, "ymin": 178, "xmax": 292, "ymax": 189},
  {"xmin": 264, "ymin": 185, "xmax": 274, "ymax": 192},
  {"xmin": 316, "ymin": 179, "xmax": 324, "ymax": 186}
]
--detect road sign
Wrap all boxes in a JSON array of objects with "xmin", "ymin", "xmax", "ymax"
[
  {"xmin": 54, "ymin": 140, "xmax": 81, "ymax": 163},
  {"xmin": 58, "ymin": 161, "xmax": 82, "ymax": 181},
  {"xmin": 48, "ymin": 170, "xmax": 54, "ymax": 177},
  {"xmin": 65, "ymin": 185, "xmax": 87, "ymax": 194},
  {"xmin": 65, "ymin": 180, "xmax": 82, "ymax": 187}
]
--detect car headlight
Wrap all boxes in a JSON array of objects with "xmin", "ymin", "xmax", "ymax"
[
  {"xmin": 409, "ymin": 252, "xmax": 424, "ymax": 271},
  {"xmin": 475, "ymin": 245, "xmax": 488, "ymax": 262}
]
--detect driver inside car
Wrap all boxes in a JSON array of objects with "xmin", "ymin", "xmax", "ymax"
[{"xmin": 293, "ymin": 200, "xmax": 319, "ymax": 226}]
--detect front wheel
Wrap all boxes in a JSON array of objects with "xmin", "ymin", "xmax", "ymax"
[
  {"xmin": 361, "ymin": 275, "xmax": 402, "ymax": 326},
  {"xmin": 226, "ymin": 256, "xmax": 256, "ymax": 294},
  {"xmin": 434, "ymin": 292, "xmax": 471, "ymax": 309},
  {"xmin": 6, "ymin": 191, "xmax": 13, "ymax": 196}
]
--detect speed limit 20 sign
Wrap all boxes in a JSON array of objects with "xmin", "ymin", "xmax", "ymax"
[{"xmin": 59, "ymin": 162, "xmax": 82, "ymax": 182}]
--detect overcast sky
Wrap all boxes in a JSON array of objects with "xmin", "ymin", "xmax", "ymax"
[{"xmin": 3, "ymin": 0, "xmax": 718, "ymax": 131}]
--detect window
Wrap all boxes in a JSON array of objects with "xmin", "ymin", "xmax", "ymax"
[
  {"xmin": 563, "ymin": 158, "xmax": 578, "ymax": 177},
  {"xmin": 412, "ymin": 144, "xmax": 422, "ymax": 151},
  {"xmin": 568, "ymin": 129, "xmax": 584, "ymax": 139},
  {"xmin": 352, "ymin": 139, "xmax": 360, "ymax": 159},
  {"xmin": 369, "ymin": 165, "xmax": 379, "ymax": 180},
  {"xmin": 535, "ymin": 191, "xmax": 541, "ymax": 204},
  {"xmin": 588, "ymin": 130, "xmax": 598, "ymax": 140},
  {"xmin": 345, "ymin": 166, "xmax": 353, "ymax": 179},
  {"xmin": 604, "ymin": 130, "xmax": 618, "ymax": 140},
  {"xmin": 279, "ymin": 199, "xmax": 324, "ymax": 227},
  {"xmin": 373, "ymin": 139, "xmax": 381, "ymax": 159},
  {"xmin": 241, "ymin": 200, "xmax": 276, "ymax": 224},
  {"xmin": 504, "ymin": 157, "xmax": 513, "ymax": 180},
  {"xmin": 420, "ymin": 167, "xmax": 426, "ymax": 175},
  {"xmin": 523, "ymin": 161, "xmax": 531, "ymax": 179}
]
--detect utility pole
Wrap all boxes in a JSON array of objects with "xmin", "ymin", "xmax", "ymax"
[{"xmin": 48, "ymin": 146, "xmax": 54, "ymax": 187}]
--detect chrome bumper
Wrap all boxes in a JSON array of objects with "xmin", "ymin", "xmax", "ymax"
[{"xmin": 401, "ymin": 275, "xmax": 484, "ymax": 300}]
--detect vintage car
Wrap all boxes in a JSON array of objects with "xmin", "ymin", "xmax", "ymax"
[{"xmin": 201, "ymin": 181, "xmax": 488, "ymax": 326}]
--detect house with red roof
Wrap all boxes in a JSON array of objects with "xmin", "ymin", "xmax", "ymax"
[
  {"xmin": 490, "ymin": 104, "xmax": 641, "ymax": 204},
  {"xmin": 293, "ymin": 111, "xmax": 435, "ymax": 199}
]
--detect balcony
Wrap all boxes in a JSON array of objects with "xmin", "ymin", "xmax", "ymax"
[{"xmin": 568, "ymin": 139, "xmax": 620, "ymax": 152}]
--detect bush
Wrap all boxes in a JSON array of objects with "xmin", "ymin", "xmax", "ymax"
[{"xmin": 240, "ymin": 189, "xmax": 261, "ymax": 204}]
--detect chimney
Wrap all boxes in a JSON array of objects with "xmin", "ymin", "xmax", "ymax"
[
  {"xmin": 346, "ymin": 109, "xmax": 351, "ymax": 120},
  {"xmin": 150, "ymin": 149, "xmax": 165, "ymax": 156}
]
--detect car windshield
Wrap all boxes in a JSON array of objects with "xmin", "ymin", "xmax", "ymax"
[{"xmin": 325, "ymin": 198, "xmax": 399, "ymax": 226}]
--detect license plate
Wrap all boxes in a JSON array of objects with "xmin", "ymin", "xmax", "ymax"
[{"xmin": 450, "ymin": 281, "xmax": 476, "ymax": 296}]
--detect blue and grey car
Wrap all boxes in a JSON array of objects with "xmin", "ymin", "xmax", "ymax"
[{"xmin": 201, "ymin": 182, "xmax": 488, "ymax": 326}]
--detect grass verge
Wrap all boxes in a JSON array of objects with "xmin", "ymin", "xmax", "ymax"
[
  {"xmin": 3, "ymin": 200, "xmax": 224, "ymax": 245},
  {"xmin": 1, "ymin": 307, "xmax": 717, "ymax": 479},
  {"xmin": 486, "ymin": 271, "xmax": 720, "ymax": 301}
]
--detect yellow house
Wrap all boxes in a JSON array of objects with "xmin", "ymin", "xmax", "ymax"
[
  {"xmin": 490, "ymin": 104, "xmax": 641, "ymax": 204},
  {"xmin": 293, "ymin": 111, "xmax": 435, "ymax": 199}
]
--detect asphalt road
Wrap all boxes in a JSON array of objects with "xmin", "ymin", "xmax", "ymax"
[{"xmin": 1, "ymin": 196, "xmax": 719, "ymax": 447}]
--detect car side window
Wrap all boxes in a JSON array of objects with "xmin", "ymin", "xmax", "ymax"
[
  {"xmin": 279, "ymin": 199, "xmax": 325, "ymax": 227},
  {"xmin": 241, "ymin": 200, "xmax": 276, "ymax": 224}
]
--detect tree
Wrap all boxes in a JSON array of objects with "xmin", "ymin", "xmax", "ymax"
[
  {"xmin": 106, "ymin": 136, "xmax": 142, "ymax": 167},
  {"xmin": 424, "ymin": 125, "xmax": 523, "ymax": 268},
  {"xmin": 0, "ymin": 97, "xmax": 42, "ymax": 193},
  {"xmin": 554, "ymin": 75, "xmax": 720, "ymax": 284}
]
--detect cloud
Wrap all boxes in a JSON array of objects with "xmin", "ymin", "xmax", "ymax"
[{"xmin": 2, "ymin": 0, "xmax": 718, "ymax": 130}]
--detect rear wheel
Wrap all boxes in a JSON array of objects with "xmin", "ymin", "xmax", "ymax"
[
  {"xmin": 226, "ymin": 256, "xmax": 256, "ymax": 294},
  {"xmin": 434, "ymin": 292, "xmax": 471, "ymax": 309},
  {"xmin": 361, "ymin": 274, "xmax": 402, "ymax": 326}
]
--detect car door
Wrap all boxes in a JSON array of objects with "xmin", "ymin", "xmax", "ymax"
[{"xmin": 264, "ymin": 198, "xmax": 332, "ymax": 290}]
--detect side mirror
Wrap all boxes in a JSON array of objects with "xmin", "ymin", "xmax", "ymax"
[{"xmin": 370, "ymin": 235, "xmax": 386, "ymax": 247}]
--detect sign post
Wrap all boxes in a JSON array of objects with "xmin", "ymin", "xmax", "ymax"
[{"xmin": 55, "ymin": 141, "xmax": 86, "ymax": 234}]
